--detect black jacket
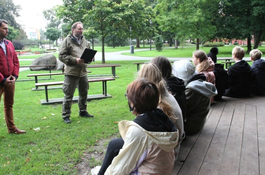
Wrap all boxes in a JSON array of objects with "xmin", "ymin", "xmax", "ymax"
[
  {"xmin": 214, "ymin": 63, "xmax": 228, "ymax": 100},
  {"xmin": 134, "ymin": 108, "xmax": 177, "ymax": 132},
  {"xmin": 166, "ymin": 76, "xmax": 187, "ymax": 121},
  {"xmin": 225, "ymin": 60, "xmax": 252, "ymax": 98},
  {"xmin": 251, "ymin": 59, "xmax": 265, "ymax": 95}
]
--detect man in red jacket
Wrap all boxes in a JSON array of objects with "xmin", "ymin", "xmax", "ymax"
[{"xmin": 0, "ymin": 19, "xmax": 26, "ymax": 134}]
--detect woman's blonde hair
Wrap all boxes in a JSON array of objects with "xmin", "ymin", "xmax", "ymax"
[{"xmin": 137, "ymin": 63, "xmax": 174, "ymax": 120}]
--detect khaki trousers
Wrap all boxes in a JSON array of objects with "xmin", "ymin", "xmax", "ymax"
[
  {"xmin": 62, "ymin": 75, "xmax": 89, "ymax": 119},
  {"xmin": 0, "ymin": 84, "xmax": 16, "ymax": 131}
]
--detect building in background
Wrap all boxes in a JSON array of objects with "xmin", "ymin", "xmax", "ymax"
[{"xmin": 27, "ymin": 28, "xmax": 40, "ymax": 40}]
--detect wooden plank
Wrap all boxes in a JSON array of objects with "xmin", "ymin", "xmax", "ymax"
[
  {"xmin": 87, "ymin": 64, "xmax": 121, "ymax": 68},
  {"xmin": 27, "ymin": 72, "xmax": 64, "ymax": 77},
  {"xmin": 240, "ymin": 104, "xmax": 259, "ymax": 175},
  {"xmin": 31, "ymin": 86, "xmax": 62, "ymax": 91},
  {"xmin": 199, "ymin": 101, "xmax": 235, "ymax": 175},
  {"xmin": 177, "ymin": 102, "xmax": 225, "ymax": 175},
  {"xmin": 257, "ymin": 102, "xmax": 265, "ymax": 175},
  {"xmin": 40, "ymin": 94, "xmax": 112, "ymax": 105},
  {"xmin": 35, "ymin": 77, "xmax": 115, "ymax": 87},
  {"xmin": 172, "ymin": 133, "xmax": 200, "ymax": 174},
  {"xmin": 218, "ymin": 102, "xmax": 245, "ymax": 175}
]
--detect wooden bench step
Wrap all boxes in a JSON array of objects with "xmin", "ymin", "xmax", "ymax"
[
  {"xmin": 40, "ymin": 94, "xmax": 112, "ymax": 105},
  {"xmin": 35, "ymin": 77, "xmax": 115, "ymax": 104}
]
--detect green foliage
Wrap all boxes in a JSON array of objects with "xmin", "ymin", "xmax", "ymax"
[
  {"xmin": 203, "ymin": 42, "xmax": 225, "ymax": 47},
  {"xmin": 5, "ymin": 26, "xmax": 19, "ymax": 41},
  {"xmin": 105, "ymin": 34, "xmax": 128, "ymax": 47},
  {"xmin": 0, "ymin": 0, "xmax": 21, "ymax": 28},
  {"xmin": 43, "ymin": 6, "xmax": 61, "ymax": 29},
  {"xmin": 44, "ymin": 28, "xmax": 61, "ymax": 43},
  {"xmin": 154, "ymin": 34, "xmax": 163, "ymax": 51},
  {"xmin": 60, "ymin": 23, "xmax": 71, "ymax": 38},
  {"xmin": 155, "ymin": 0, "xmax": 219, "ymax": 49}
]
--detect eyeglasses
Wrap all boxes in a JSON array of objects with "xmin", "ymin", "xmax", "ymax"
[{"xmin": 124, "ymin": 93, "xmax": 128, "ymax": 99}]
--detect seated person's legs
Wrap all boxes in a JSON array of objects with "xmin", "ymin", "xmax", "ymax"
[{"xmin": 98, "ymin": 138, "xmax": 124, "ymax": 175}]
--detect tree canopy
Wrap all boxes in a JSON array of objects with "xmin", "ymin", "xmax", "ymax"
[
  {"xmin": 44, "ymin": 28, "xmax": 61, "ymax": 45},
  {"xmin": 0, "ymin": 0, "xmax": 21, "ymax": 29}
]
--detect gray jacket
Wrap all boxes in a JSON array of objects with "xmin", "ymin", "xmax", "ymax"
[
  {"xmin": 185, "ymin": 77, "xmax": 217, "ymax": 135},
  {"xmin": 59, "ymin": 34, "xmax": 90, "ymax": 77}
]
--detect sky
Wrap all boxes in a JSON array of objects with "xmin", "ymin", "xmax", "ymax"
[{"xmin": 13, "ymin": 0, "xmax": 63, "ymax": 32}]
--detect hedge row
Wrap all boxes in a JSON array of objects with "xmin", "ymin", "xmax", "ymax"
[{"xmin": 203, "ymin": 42, "xmax": 225, "ymax": 47}]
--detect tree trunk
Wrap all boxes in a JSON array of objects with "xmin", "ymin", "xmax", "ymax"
[
  {"xmin": 102, "ymin": 37, "xmax": 105, "ymax": 63},
  {"xmin": 196, "ymin": 38, "xmax": 200, "ymax": 50},
  {"xmin": 175, "ymin": 39, "xmax": 178, "ymax": 49},
  {"xmin": 247, "ymin": 36, "xmax": 252, "ymax": 53},
  {"xmin": 136, "ymin": 38, "xmax": 140, "ymax": 48},
  {"xmin": 253, "ymin": 30, "xmax": 264, "ymax": 49}
]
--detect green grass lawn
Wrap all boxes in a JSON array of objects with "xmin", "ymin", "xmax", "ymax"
[
  {"xmin": 122, "ymin": 45, "xmax": 265, "ymax": 58},
  {"xmin": 0, "ymin": 61, "xmax": 137, "ymax": 174}
]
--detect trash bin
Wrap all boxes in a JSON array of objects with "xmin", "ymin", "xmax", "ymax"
[{"xmin": 130, "ymin": 45, "xmax": 134, "ymax": 54}]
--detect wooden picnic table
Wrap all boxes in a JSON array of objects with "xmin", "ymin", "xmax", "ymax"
[
  {"xmin": 35, "ymin": 77, "xmax": 115, "ymax": 105},
  {"xmin": 87, "ymin": 64, "xmax": 121, "ymax": 78},
  {"xmin": 172, "ymin": 96, "xmax": 265, "ymax": 175},
  {"xmin": 27, "ymin": 71, "xmax": 91, "ymax": 90},
  {"xmin": 134, "ymin": 61, "xmax": 175, "ymax": 71}
]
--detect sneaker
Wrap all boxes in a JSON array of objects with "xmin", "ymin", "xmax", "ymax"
[
  {"xmin": 91, "ymin": 166, "xmax": 101, "ymax": 175},
  {"xmin": 79, "ymin": 111, "xmax": 94, "ymax": 117},
  {"xmin": 63, "ymin": 117, "xmax": 71, "ymax": 123}
]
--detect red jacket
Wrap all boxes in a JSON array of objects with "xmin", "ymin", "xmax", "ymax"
[{"xmin": 0, "ymin": 39, "xmax": 19, "ymax": 84}]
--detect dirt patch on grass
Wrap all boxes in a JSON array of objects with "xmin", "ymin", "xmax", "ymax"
[{"xmin": 76, "ymin": 133, "xmax": 120, "ymax": 175}]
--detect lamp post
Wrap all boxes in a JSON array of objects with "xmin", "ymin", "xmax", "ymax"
[
  {"xmin": 150, "ymin": 19, "xmax": 152, "ymax": 50},
  {"xmin": 130, "ymin": 27, "xmax": 134, "ymax": 54}
]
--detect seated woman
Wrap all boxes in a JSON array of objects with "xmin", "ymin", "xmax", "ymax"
[
  {"xmin": 193, "ymin": 50, "xmax": 215, "ymax": 85},
  {"xmin": 91, "ymin": 78, "xmax": 179, "ymax": 175},
  {"xmin": 138, "ymin": 63, "xmax": 185, "ymax": 154},
  {"xmin": 172, "ymin": 60, "xmax": 217, "ymax": 135},
  {"xmin": 151, "ymin": 56, "xmax": 187, "ymax": 123}
]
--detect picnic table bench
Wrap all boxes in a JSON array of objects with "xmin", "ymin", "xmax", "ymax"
[
  {"xmin": 87, "ymin": 64, "xmax": 121, "ymax": 78},
  {"xmin": 35, "ymin": 77, "xmax": 115, "ymax": 105},
  {"xmin": 219, "ymin": 59, "xmax": 252, "ymax": 69},
  {"xmin": 134, "ymin": 61, "xmax": 175, "ymax": 71},
  {"xmin": 171, "ymin": 96, "xmax": 265, "ymax": 174},
  {"xmin": 27, "ymin": 71, "xmax": 91, "ymax": 90}
]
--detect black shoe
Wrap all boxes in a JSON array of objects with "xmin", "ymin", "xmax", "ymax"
[
  {"xmin": 63, "ymin": 117, "xmax": 71, "ymax": 123},
  {"xmin": 79, "ymin": 111, "xmax": 94, "ymax": 117}
]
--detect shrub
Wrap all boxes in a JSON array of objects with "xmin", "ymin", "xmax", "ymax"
[
  {"xmin": 203, "ymin": 42, "xmax": 225, "ymax": 47},
  {"xmin": 13, "ymin": 40, "xmax": 24, "ymax": 50}
]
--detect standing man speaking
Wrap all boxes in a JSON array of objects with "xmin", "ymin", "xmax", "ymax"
[
  {"xmin": 59, "ymin": 21, "xmax": 94, "ymax": 124},
  {"xmin": 0, "ymin": 19, "xmax": 26, "ymax": 134}
]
